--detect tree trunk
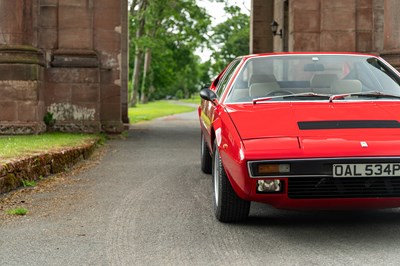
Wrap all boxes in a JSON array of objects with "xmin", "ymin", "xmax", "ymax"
[
  {"xmin": 128, "ymin": 0, "xmax": 147, "ymax": 107},
  {"xmin": 140, "ymin": 48, "xmax": 152, "ymax": 103}
]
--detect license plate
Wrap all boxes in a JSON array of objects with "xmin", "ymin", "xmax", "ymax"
[{"xmin": 333, "ymin": 163, "xmax": 400, "ymax": 177}]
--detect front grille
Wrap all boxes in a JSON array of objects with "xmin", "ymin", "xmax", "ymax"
[{"xmin": 288, "ymin": 176, "xmax": 400, "ymax": 199}]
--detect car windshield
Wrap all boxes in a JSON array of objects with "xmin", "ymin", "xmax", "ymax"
[{"xmin": 225, "ymin": 54, "xmax": 400, "ymax": 103}]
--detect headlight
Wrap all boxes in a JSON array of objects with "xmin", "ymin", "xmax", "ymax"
[{"xmin": 249, "ymin": 162, "xmax": 291, "ymax": 177}]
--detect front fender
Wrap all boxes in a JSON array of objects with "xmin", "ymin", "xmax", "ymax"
[{"xmin": 213, "ymin": 107, "xmax": 251, "ymax": 200}]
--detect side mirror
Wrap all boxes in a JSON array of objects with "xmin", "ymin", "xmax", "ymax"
[{"xmin": 200, "ymin": 88, "xmax": 218, "ymax": 105}]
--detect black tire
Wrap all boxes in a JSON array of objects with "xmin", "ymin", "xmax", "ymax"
[
  {"xmin": 212, "ymin": 143, "xmax": 250, "ymax": 222},
  {"xmin": 201, "ymin": 132, "xmax": 212, "ymax": 174}
]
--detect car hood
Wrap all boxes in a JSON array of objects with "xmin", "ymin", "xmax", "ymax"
[{"xmin": 226, "ymin": 102, "xmax": 400, "ymax": 158}]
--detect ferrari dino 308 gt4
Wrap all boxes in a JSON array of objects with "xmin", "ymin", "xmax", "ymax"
[{"xmin": 199, "ymin": 52, "xmax": 400, "ymax": 222}]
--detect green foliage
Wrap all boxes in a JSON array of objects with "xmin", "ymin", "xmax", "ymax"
[
  {"xmin": 175, "ymin": 90, "xmax": 184, "ymax": 99},
  {"xmin": 129, "ymin": 0, "xmax": 212, "ymax": 102},
  {"xmin": 21, "ymin": 180, "xmax": 37, "ymax": 187},
  {"xmin": 210, "ymin": 6, "xmax": 250, "ymax": 75},
  {"xmin": 6, "ymin": 208, "xmax": 28, "ymax": 216},
  {"xmin": 43, "ymin": 112, "xmax": 56, "ymax": 126},
  {"xmin": 129, "ymin": 1, "xmax": 250, "ymax": 101}
]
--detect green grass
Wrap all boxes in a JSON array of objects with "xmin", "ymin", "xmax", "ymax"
[
  {"xmin": 0, "ymin": 132, "xmax": 99, "ymax": 161},
  {"xmin": 128, "ymin": 100, "xmax": 196, "ymax": 124},
  {"xmin": 22, "ymin": 180, "xmax": 37, "ymax": 187},
  {"xmin": 180, "ymin": 95, "xmax": 201, "ymax": 105},
  {"xmin": 6, "ymin": 208, "xmax": 28, "ymax": 216}
]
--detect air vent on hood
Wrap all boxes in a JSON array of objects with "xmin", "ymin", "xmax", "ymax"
[{"xmin": 298, "ymin": 120, "xmax": 400, "ymax": 130}]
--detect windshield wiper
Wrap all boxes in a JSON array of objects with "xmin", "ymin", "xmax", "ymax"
[
  {"xmin": 329, "ymin": 91, "xmax": 400, "ymax": 102},
  {"xmin": 253, "ymin": 92, "xmax": 330, "ymax": 104}
]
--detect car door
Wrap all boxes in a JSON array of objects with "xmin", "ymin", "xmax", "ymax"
[{"xmin": 200, "ymin": 59, "xmax": 241, "ymax": 149}]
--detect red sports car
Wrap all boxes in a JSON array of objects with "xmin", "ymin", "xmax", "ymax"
[{"xmin": 198, "ymin": 52, "xmax": 400, "ymax": 222}]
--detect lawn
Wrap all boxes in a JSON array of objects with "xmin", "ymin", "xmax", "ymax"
[
  {"xmin": 0, "ymin": 99, "xmax": 197, "ymax": 162},
  {"xmin": 0, "ymin": 133, "xmax": 99, "ymax": 161},
  {"xmin": 128, "ymin": 100, "xmax": 197, "ymax": 124}
]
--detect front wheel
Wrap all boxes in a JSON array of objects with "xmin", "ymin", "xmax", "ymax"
[{"xmin": 212, "ymin": 143, "xmax": 250, "ymax": 222}]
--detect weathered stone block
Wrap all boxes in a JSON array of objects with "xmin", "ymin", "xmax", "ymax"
[
  {"xmin": 59, "ymin": 0, "xmax": 89, "ymax": 8},
  {"xmin": 101, "ymin": 102, "xmax": 121, "ymax": 121},
  {"xmin": 44, "ymin": 83, "xmax": 72, "ymax": 103},
  {"xmin": 71, "ymin": 84, "xmax": 100, "ymax": 103},
  {"xmin": 357, "ymin": 8, "xmax": 373, "ymax": 31},
  {"xmin": 59, "ymin": 7, "xmax": 92, "ymax": 29},
  {"xmin": 95, "ymin": 30, "xmax": 121, "ymax": 53},
  {"xmin": 357, "ymin": 0, "xmax": 373, "ymax": 8},
  {"xmin": 320, "ymin": 31, "xmax": 356, "ymax": 51},
  {"xmin": 59, "ymin": 28, "xmax": 93, "ymax": 50},
  {"xmin": 322, "ymin": 0, "xmax": 356, "ymax": 9},
  {"xmin": 100, "ymin": 70, "xmax": 120, "ymax": 85},
  {"xmin": 292, "ymin": 11, "xmax": 320, "ymax": 32},
  {"xmin": 321, "ymin": 9, "xmax": 356, "ymax": 31},
  {"xmin": 101, "ymin": 84, "xmax": 121, "ymax": 104},
  {"xmin": 39, "ymin": 5, "xmax": 57, "ymax": 27},
  {"xmin": 292, "ymin": 0, "xmax": 320, "ymax": 11},
  {"xmin": 38, "ymin": 28, "xmax": 58, "ymax": 48},
  {"xmin": 0, "ymin": 102, "xmax": 17, "ymax": 121},
  {"xmin": 94, "ymin": 7, "xmax": 121, "ymax": 29},
  {"xmin": 357, "ymin": 32, "xmax": 373, "ymax": 52},
  {"xmin": 47, "ymin": 102, "xmax": 98, "ymax": 121},
  {"xmin": 40, "ymin": 0, "xmax": 58, "ymax": 5},
  {"xmin": 292, "ymin": 33, "xmax": 320, "ymax": 51},
  {"xmin": 0, "ymin": 64, "xmax": 41, "ymax": 80},
  {"xmin": 46, "ymin": 68, "xmax": 99, "ymax": 84},
  {"xmin": 18, "ymin": 101, "xmax": 39, "ymax": 121}
]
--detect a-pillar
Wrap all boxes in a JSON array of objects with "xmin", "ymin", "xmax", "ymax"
[{"xmin": 380, "ymin": 0, "xmax": 400, "ymax": 70}]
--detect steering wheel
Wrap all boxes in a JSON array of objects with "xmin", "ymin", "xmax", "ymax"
[{"xmin": 266, "ymin": 90, "xmax": 293, "ymax": 96}]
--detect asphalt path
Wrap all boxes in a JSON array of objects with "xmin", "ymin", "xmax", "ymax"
[{"xmin": 1, "ymin": 111, "xmax": 400, "ymax": 265}]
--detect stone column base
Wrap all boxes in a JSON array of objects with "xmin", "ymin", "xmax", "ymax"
[
  {"xmin": 51, "ymin": 121, "xmax": 102, "ymax": 134},
  {"xmin": 101, "ymin": 121, "xmax": 125, "ymax": 134},
  {"xmin": 0, "ymin": 122, "xmax": 46, "ymax": 135}
]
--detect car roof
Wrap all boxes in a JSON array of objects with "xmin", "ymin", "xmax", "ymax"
[{"xmin": 236, "ymin": 52, "xmax": 379, "ymax": 61}]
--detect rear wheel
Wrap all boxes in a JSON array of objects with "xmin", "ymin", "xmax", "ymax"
[
  {"xmin": 200, "ymin": 132, "xmax": 212, "ymax": 174},
  {"xmin": 212, "ymin": 143, "xmax": 250, "ymax": 222}
]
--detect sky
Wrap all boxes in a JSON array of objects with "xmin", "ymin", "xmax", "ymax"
[
  {"xmin": 197, "ymin": 0, "xmax": 250, "ymax": 26},
  {"xmin": 196, "ymin": 0, "xmax": 251, "ymax": 60}
]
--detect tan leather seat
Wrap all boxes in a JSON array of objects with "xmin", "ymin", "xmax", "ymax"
[
  {"xmin": 310, "ymin": 74, "xmax": 338, "ymax": 94},
  {"xmin": 249, "ymin": 74, "xmax": 277, "ymax": 86},
  {"xmin": 331, "ymin": 80, "xmax": 362, "ymax": 94},
  {"xmin": 249, "ymin": 82, "xmax": 281, "ymax": 98}
]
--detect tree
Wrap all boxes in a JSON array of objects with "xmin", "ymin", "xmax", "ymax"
[
  {"xmin": 129, "ymin": 0, "xmax": 146, "ymax": 107},
  {"xmin": 210, "ymin": 5, "xmax": 250, "ymax": 75},
  {"xmin": 129, "ymin": 0, "xmax": 211, "ymax": 104}
]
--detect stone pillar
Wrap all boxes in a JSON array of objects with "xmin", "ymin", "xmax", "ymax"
[
  {"xmin": 121, "ymin": 0, "xmax": 130, "ymax": 126},
  {"xmin": 372, "ymin": 0, "xmax": 384, "ymax": 53},
  {"xmin": 45, "ymin": 0, "xmax": 102, "ymax": 133},
  {"xmin": 320, "ymin": 0, "xmax": 357, "ymax": 51},
  {"xmin": 355, "ymin": 0, "xmax": 374, "ymax": 53},
  {"xmin": 94, "ymin": 0, "xmax": 125, "ymax": 133},
  {"xmin": 250, "ymin": 0, "xmax": 274, "ymax": 54},
  {"xmin": 380, "ymin": 0, "xmax": 400, "ymax": 70},
  {"xmin": 0, "ymin": 0, "xmax": 46, "ymax": 134},
  {"xmin": 290, "ymin": 0, "xmax": 321, "ymax": 51}
]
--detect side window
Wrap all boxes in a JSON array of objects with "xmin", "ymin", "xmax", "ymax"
[{"xmin": 215, "ymin": 60, "xmax": 241, "ymax": 97}]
